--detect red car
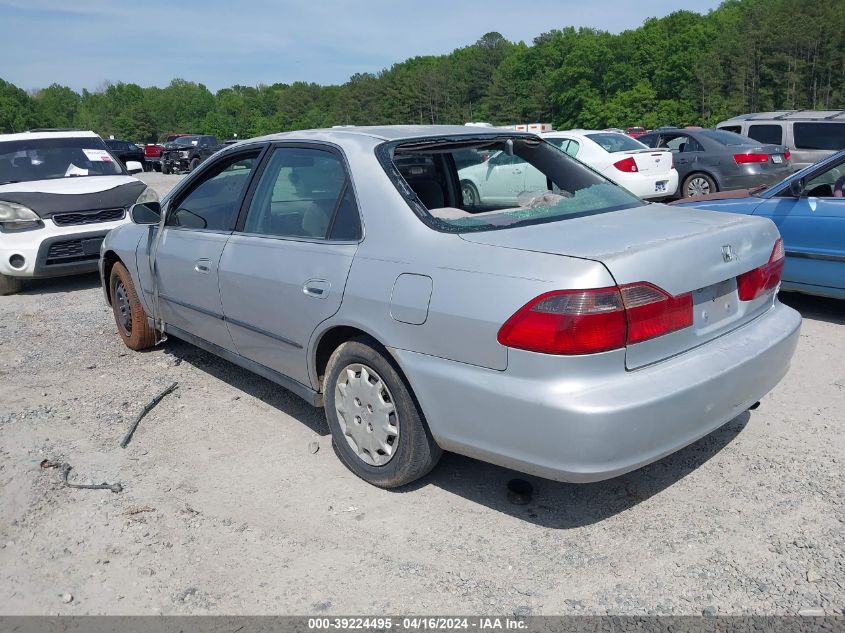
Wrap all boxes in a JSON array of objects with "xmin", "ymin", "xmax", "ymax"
[{"xmin": 626, "ymin": 127, "xmax": 646, "ymax": 138}]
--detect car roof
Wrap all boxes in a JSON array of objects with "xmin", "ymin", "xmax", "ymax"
[
  {"xmin": 720, "ymin": 110, "xmax": 845, "ymax": 122},
  {"xmin": 0, "ymin": 130, "xmax": 100, "ymax": 143},
  {"xmin": 247, "ymin": 125, "xmax": 536, "ymax": 144}
]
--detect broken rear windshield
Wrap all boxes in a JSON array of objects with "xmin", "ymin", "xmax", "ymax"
[{"xmin": 378, "ymin": 136, "xmax": 643, "ymax": 233}]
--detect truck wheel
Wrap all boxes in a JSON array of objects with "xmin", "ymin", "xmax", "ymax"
[
  {"xmin": 188, "ymin": 158, "xmax": 200, "ymax": 172},
  {"xmin": 154, "ymin": 162, "xmax": 162, "ymax": 172},
  {"xmin": 162, "ymin": 163, "xmax": 170, "ymax": 175},
  {"xmin": 324, "ymin": 337, "xmax": 442, "ymax": 488},
  {"xmin": 109, "ymin": 261, "xmax": 156, "ymax": 351},
  {"xmin": 0, "ymin": 273, "xmax": 23, "ymax": 296}
]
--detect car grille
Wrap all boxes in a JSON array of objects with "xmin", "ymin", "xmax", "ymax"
[
  {"xmin": 52, "ymin": 208, "xmax": 126, "ymax": 226},
  {"xmin": 45, "ymin": 237, "xmax": 104, "ymax": 265}
]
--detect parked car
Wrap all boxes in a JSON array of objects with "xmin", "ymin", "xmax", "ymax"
[
  {"xmin": 0, "ymin": 130, "xmax": 156, "ymax": 295},
  {"xmin": 542, "ymin": 130, "xmax": 677, "ymax": 199},
  {"xmin": 143, "ymin": 143, "xmax": 164, "ymax": 171},
  {"xmin": 672, "ymin": 149, "xmax": 845, "ymax": 300},
  {"xmin": 104, "ymin": 139, "xmax": 147, "ymax": 171},
  {"xmin": 717, "ymin": 110, "xmax": 845, "ymax": 172},
  {"xmin": 100, "ymin": 125, "xmax": 800, "ymax": 488},
  {"xmin": 638, "ymin": 127, "xmax": 793, "ymax": 198},
  {"xmin": 626, "ymin": 127, "xmax": 646, "ymax": 138},
  {"xmin": 160, "ymin": 134, "xmax": 222, "ymax": 174}
]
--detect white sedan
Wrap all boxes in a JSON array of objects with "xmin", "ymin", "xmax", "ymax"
[{"xmin": 542, "ymin": 130, "xmax": 678, "ymax": 199}]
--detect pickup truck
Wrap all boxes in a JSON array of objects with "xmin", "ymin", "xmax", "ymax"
[{"xmin": 160, "ymin": 135, "xmax": 223, "ymax": 174}]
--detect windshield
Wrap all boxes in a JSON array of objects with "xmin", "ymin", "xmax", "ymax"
[
  {"xmin": 699, "ymin": 129, "xmax": 757, "ymax": 146},
  {"xmin": 585, "ymin": 132, "xmax": 648, "ymax": 153},
  {"xmin": 172, "ymin": 136, "xmax": 200, "ymax": 146},
  {"xmin": 381, "ymin": 136, "xmax": 643, "ymax": 233},
  {"xmin": 0, "ymin": 136, "xmax": 124, "ymax": 184}
]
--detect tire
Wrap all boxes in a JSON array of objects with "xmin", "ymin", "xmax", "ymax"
[
  {"xmin": 461, "ymin": 180, "xmax": 480, "ymax": 208},
  {"xmin": 0, "ymin": 273, "xmax": 23, "ymax": 296},
  {"xmin": 109, "ymin": 261, "xmax": 156, "ymax": 351},
  {"xmin": 682, "ymin": 172, "xmax": 717, "ymax": 198},
  {"xmin": 188, "ymin": 157, "xmax": 200, "ymax": 172},
  {"xmin": 324, "ymin": 337, "xmax": 442, "ymax": 488},
  {"xmin": 162, "ymin": 163, "xmax": 171, "ymax": 175},
  {"xmin": 154, "ymin": 162, "xmax": 162, "ymax": 173}
]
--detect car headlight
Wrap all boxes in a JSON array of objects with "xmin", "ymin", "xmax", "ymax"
[
  {"xmin": 0, "ymin": 200, "xmax": 43, "ymax": 232},
  {"xmin": 180, "ymin": 151, "xmax": 189, "ymax": 158},
  {"xmin": 135, "ymin": 186, "xmax": 159, "ymax": 205}
]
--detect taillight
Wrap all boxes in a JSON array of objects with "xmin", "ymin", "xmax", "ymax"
[
  {"xmin": 737, "ymin": 238, "xmax": 785, "ymax": 301},
  {"xmin": 734, "ymin": 153, "xmax": 770, "ymax": 165},
  {"xmin": 613, "ymin": 156, "xmax": 638, "ymax": 173},
  {"xmin": 620, "ymin": 283, "xmax": 693, "ymax": 345},
  {"xmin": 497, "ymin": 283, "xmax": 693, "ymax": 355},
  {"xmin": 783, "ymin": 150, "xmax": 791, "ymax": 161}
]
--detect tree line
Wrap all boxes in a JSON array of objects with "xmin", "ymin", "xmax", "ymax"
[{"xmin": 1, "ymin": 0, "xmax": 842, "ymax": 142}]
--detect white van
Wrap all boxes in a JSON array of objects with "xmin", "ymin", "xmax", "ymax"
[{"xmin": 716, "ymin": 110, "xmax": 845, "ymax": 171}]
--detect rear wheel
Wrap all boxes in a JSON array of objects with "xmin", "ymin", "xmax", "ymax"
[
  {"xmin": 188, "ymin": 157, "xmax": 200, "ymax": 172},
  {"xmin": 109, "ymin": 261, "xmax": 156, "ymax": 350},
  {"xmin": 683, "ymin": 173, "xmax": 717, "ymax": 197},
  {"xmin": 324, "ymin": 338, "xmax": 441, "ymax": 488},
  {"xmin": 0, "ymin": 273, "xmax": 23, "ymax": 296}
]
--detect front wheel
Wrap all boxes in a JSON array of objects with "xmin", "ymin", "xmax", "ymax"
[
  {"xmin": 683, "ymin": 173, "xmax": 717, "ymax": 197},
  {"xmin": 0, "ymin": 273, "xmax": 23, "ymax": 296},
  {"xmin": 161, "ymin": 163, "xmax": 171, "ymax": 175},
  {"xmin": 110, "ymin": 261, "xmax": 156, "ymax": 350},
  {"xmin": 461, "ymin": 180, "xmax": 480, "ymax": 208},
  {"xmin": 324, "ymin": 338, "xmax": 441, "ymax": 488},
  {"xmin": 188, "ymin": 158, "xmax": 200, "ymax": 172}
]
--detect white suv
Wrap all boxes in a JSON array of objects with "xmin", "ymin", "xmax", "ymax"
[{"xmin": 0, "ymin": 130, "xmax": 158, "ymax": 294}]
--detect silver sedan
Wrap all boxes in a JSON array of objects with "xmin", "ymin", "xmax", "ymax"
[{"xmin": 100, "ymin": 125, "xmax": 801, "ymax": 488}]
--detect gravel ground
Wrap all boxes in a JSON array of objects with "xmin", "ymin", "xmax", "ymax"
[{"xmin": 0, "ymin": 171, "xmax": 842, "ymax": 615}]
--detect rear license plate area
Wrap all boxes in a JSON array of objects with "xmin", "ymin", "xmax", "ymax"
[
  {"xmin": 772, "ymin": 155, "xmax": 783, "ymax": 164},
  {"xmin": 693, "ymin": 279, "xmax": 739, "ymax": 332},
  {"xmin": 655, "ymin": 181, "xmax": 668, "ymax": 192}
]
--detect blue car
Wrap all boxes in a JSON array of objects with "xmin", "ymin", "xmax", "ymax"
[{"xmin": 673, "ymin": 149, "xmax": 845, "ymax": 300}]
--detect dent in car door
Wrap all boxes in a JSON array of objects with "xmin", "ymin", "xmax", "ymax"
[
  {"xmin": 218, "ymin": 144, "xmax": 361, "ymax": 387},
  {"xmin": 154, "ymin": 150, "xmax": 261, "ymax": 350}
]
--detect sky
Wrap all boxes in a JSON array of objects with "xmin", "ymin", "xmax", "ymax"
[{"xmin": 0, "ymin": 0, "xmax": 723, "ymax": 93}]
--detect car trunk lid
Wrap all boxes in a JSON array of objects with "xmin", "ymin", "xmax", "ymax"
[
  {"xmin": 460, "ymin": 204, "xmax": 781, "ymax": 369},
  {"xmin": 614, "ymin": 148, "xmax": 673, "ymax": 175}
]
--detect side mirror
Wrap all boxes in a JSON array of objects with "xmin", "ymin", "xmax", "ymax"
[
  {"xmin": 130, "ymin": 201, "xmax": 161, "ymax": 225},
  {"xmin": 788, "ymin": 178, "xmax": 805, "ymax": 198},
  {"xmin": 126, "ymin": 160, "xmax": 143, "ymax": 174}
]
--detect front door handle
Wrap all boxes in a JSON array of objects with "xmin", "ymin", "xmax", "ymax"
[
  {"xmin": 303, "ymin": 278, "xmax": 331, "ymax": 298},
  {"xmin": 194, "ymin": 258, "xmax": 211, "ymax": 274}
]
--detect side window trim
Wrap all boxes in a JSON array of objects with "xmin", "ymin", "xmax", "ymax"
[
  {"xmin": 234, "ymin": 140, "xmax": 364, "ymax": 243},
  {"xmin": 165, "ymin": 144, "xmax": 268, "ymax": 234}
]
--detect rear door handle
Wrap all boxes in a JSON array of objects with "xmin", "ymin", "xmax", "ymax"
[
  {"xmin": 303, "ymin": 278, "xmax": 331, "ymax": 298},
  {"xmin": 194, "ymin": 258, "xmax": 211, "ymax": 274}
]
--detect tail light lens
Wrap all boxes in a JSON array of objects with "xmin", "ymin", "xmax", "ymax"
[
  {"xmin": 613, "ymin": 157, "xmax": 639, "ymax": 173},
  {"xmin": 734, "ymin": 153, "xmax": 770, "ymax": 165},
  {"xmin": 783, "ymin": 150, "xmax": 791, "ymax": 161},
  {"xmin": 497, "ymin": 283, "xmax": 693, "ymax": 355},
  {"xmin": 737, "ymin": 238, "xmax": 785, "ymax": 301}
]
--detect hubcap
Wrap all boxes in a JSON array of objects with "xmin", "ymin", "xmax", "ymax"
[
  {"xmin": 462, "ymin": 184, "xmax": 477, "ymax": 207},
  {"xmin": 114, "ymin": 281, "xmax": 132, "ymax": 336},
  {"xmin": 687, "ymin": 177, "xmax": 711, "ymax": 197},
  {"xmin": 334, "ymin": 363, "xmax": 399, "ymax": 466}
]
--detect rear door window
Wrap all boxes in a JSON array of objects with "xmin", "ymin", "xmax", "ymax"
[
  {"xmin": 747, "ymin": 124, "xmax": 783, "ymax": 145},
  {"xmin": 585, "ymin": 133, "xmax": 646, "ymax": 153},
  {"xmin": 719, "ymin": 125, "xmax": 742, "ymax": 134},
  {"xmin": 794, "ymin": 122, "xmax": 845, "ymax": 151},
  {"xmin": 241, "ymin": 146, "xmax": 360, "ymax": 240}
]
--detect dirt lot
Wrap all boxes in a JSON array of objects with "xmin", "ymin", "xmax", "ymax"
[{"xmin": 0, "ymin": 171, "xmax": 843, "ymax": 615}]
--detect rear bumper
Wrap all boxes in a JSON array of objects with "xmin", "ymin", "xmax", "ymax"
[
  {"xmin": 719, "ymin": 168, "xmax": 790, "ymax": 191},
  {"xmin": 392, "ymin": 300, "xmax": 801, "ymax": 483},
  {"xmin": 612, "ymin": 170, "xmax": 679, "ymax": 199}
]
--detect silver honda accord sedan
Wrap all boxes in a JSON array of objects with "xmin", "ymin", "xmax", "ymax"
[{"xmin": 99, "ymin": 125, "xmax": 801, "ymax": 488}]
